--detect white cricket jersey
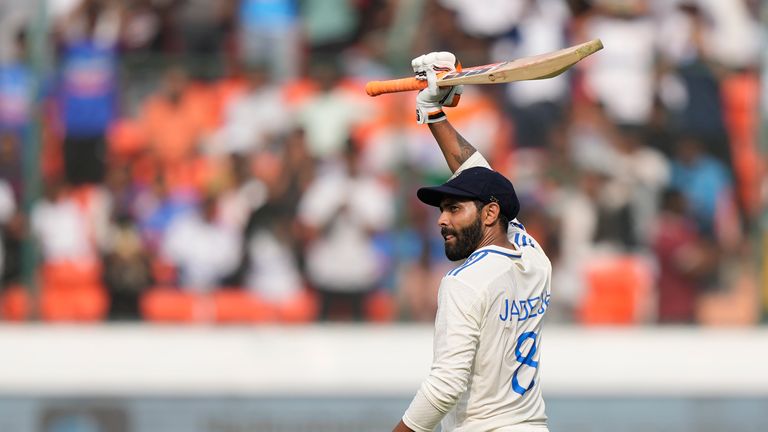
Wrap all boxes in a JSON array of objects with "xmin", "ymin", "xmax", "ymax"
[{"xmin": 403, "ymin": 152, "xmax": 552, "ymax": 432}]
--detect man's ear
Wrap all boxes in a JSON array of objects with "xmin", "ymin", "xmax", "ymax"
[{"xmin": 482, "ymin": 202, "xmax": 501, "ymax": 227}]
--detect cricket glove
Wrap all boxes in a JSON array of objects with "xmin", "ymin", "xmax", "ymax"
[{"xmin": 412, "ymin": 51, "xmax": 463, "ymax": 124}]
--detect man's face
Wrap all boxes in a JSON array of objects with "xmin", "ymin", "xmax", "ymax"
[{"xmin": 438, "ymin": 197, "xmax": 483, "ymax": 261}]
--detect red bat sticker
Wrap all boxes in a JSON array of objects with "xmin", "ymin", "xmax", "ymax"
[{"xmin": 440, "ymin": 62, "xmax": 508, "ymax": 80}]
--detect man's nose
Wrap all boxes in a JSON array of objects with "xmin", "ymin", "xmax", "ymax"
[{"xmin": 437, "ymin": 211, "xmax": 449, "ymax": 227}]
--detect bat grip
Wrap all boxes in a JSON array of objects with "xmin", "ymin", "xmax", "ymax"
[{"xmin": 365, "ymin": 77, "xmax": 428, "ymax": 96}]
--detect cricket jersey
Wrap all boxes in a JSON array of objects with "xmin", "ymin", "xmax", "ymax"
[{"xmin": 403, "ymin": 152, "xmax": 552, "ymax": 432}]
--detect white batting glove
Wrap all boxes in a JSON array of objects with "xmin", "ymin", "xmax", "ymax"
[{"xmin": 412, "ymin": 52, "xmax": 463, "ymax": 124}]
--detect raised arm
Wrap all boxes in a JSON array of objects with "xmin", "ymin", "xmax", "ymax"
[
  {"xmin": 428, "ymin": 120, "xmax": 478, "ymax": 174},
  {"xmin": 392, "ymin": 420, "xmax": 413, "ymax": 432},
  {"xmin": 411, "ymin": 52, "xmax": 484, "ymax": 175}
]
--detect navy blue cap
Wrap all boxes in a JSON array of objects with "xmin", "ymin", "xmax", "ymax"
[{"xmin": 417, "ymin": 167, "xmax": 520, "ymax": 219}]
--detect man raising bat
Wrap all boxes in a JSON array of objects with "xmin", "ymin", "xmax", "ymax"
[{"xmin": 392, "ymin": 52, "xmax": 553, "ymax": 432}]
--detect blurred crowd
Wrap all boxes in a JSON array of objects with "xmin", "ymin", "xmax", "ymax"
[{"xmin": 0, "ymin": 0, "xmax": 764, "ymax": 325}]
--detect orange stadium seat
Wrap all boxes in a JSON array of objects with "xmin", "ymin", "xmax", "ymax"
[
  {"xmin": 577, "ymin": 255, "xmax": 653, "ymax": 325},
  {"xmin": 721, "ymin": 72, "xmax": 762, "ymax": 217},
  {"xmin": 107, "ymin": 118, "xmax": 148, "ymax": 160},
  {"xmin": 39, "ymin": 260, "xmax": 108, "ymax": 322},
  {"xmin": 275, "ymin": 290, "xmax": 318, "ymax": 323},
  {"xmin": 130, "ymin": 152, "xmax": 159, "ymax": 187},
  {"xmin": 364, "ymin": 290, "xmax": 398, "ymax": 323},
  {"xmin": 40, "ymin": 260, "xmax": 101, "ymax": 288},
  {"xmin": 40, "ymin": 285, "xmax": 108, "ymax": 322},
  {"xmin": 141, "ymin": 287, "xmax": 209, "ymax": 323},
  {"xmin": 0, "ymin": 284, "xmax": 30, "ymax": 321},
  {"xmin": 212, "ymin": 289, "xmax": 276, "ymax": 323},
  {"xmin": 212, "ymin": 289, "xmax": 320, "ymax": 324}
]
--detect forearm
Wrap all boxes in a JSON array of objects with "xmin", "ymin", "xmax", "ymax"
[
  {"xmin": 428, "ymin": 120, "xmax": 478, "ymax": 173},
  {"xmin": 393, "ymin": 420, "xmax": 414, "ymax": 432}
]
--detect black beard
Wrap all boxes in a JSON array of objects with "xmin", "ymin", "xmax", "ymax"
[{"xmin": 442, "ymin": 215, "xmax": 483, "ymax": 261}]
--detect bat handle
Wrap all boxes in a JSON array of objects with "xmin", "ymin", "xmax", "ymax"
[{"xmin": 365, "ymin": 77, "xmax": 428, "ymax": 97}]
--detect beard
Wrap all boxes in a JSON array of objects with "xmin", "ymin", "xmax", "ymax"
[{"xmin": 442, "ymin": 215, "xmax": 483, "ymax": 261}]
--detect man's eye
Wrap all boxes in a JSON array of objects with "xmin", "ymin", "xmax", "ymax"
[{"xmin": 450, "ymin": 206, "xmax": 459, "ymax": 212}]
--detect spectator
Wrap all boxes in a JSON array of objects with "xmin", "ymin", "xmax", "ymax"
[
  {"xmin": 174, "ymin": 0, "xmax": 236, "ymax": 79},
  {"xmin": 592, "ymin": 181, "xmax": 636, "ymax": 251},
  {"xmin": 103, "ymin": 214, "xmax": 151, "ymax": 320},
  {"xmin": 652, "ymin": 189, "xmax": 715, "ymax": 323},
  {"xmin": 138, "ymin": 66, "xmax": 213, "ymax": 166},
  {"xmin": 581, "ymin": 0, "xmax": 657, "ymax": 126},
  {"xmin": 418, "ymin": 3, "xmax": 480, "ymax": 62},
  {"xmin": 295, "ymin": 60, "xmax": 373, "ymax": 162},
  {"xmin": 566, "ymin": 103, "xmax": 636, "ymax": 250},
  {"xmin": 0, "ymin": 138, "xmax": 21, "ymax": 288},
  {"xmin": 209, "ymin": 66, "xmax": 291, "ymax": 155},
  {"xmin": 491, "ymin": 0, "xmax": 571, "ymax": 149},
  {"xmin": 0, "ymin": 205, "xmax": 22, "ymax": 289},
  {"xmin": 140, "ymin": 67, "xmax": 203, "ymax": 165},
  {"xmin": 338, "ymin": 29, "xmax": 392, "ymax": 82},
  {"xmin": 160, "ymin": 194, "xmax": 240, "ymax": 291},
  {"xmin": 70, "ymin": 181, "xmax": 113, "ymax": 255},
  {"xmin": 30, "ymin": 180, "xmax": 93, "ymax": 263},
  {"xmin": 0, "ymin": 178, "xmax": 15, "ymax": 284},
  {"xmin": 438, "ymin": 0, "xmax": 522, "ymax": 39},
  {"xmin": 133, "ymin": 173, "xmax": 196, "ymax": 252},
  {"xmin": 656, "ymin": 0, "xmax": 760, "ymax": 80},
  {"xmin": 54, "ymin": 0, "xmax": 122, "ymax": 185},
  {"xmin": 229, "ymin": 129, "xmax": 315, "ymax": 300},
  {"xmin": 551, "ymin": 166, "xmax": 602, "ymax": 319},
  {"xmin": 0, "ymin": 1, "xmax": 32, "ymax": 66},
  {"xmin": 669, "ymin": 136, "xmax": 738, "ymax": 244},
  {"xmin": 0, "ymin": 133, "xmax": 21, "ymax": 199},
  {"xmin": 242, "ymin": 228, "xmax": 304, "ymax": 303},
  {"xmin": 176, "ymin": 0, "xmax": 234, "ymax": 55},
  {"xmin": 610, "ymin": 126, "xmax": 670, "ymax": 245},
  {"xmin": 216, "ymin": 153, "xmax": 267, "ymax": 232},
  {"xmin": 237, "ymin": 0, "xmax": 301, "ymax": 81},
  {"xmin": 298, "ymin": 139, "xmax": 394, "ymax": 321},
  {"xmin": 103, "ymin": 163, "xmax": 140, "ymax": 222},
  {"xmin": 301, "ymin": 0, "xmax": 361, "ymax": 59},
  {"xmin": 657, "ymin": 1, "xmax": 731, "ymax": 169},
  {"xmin": 0, "ymin": 29, "xmax": 32, "ymax": 143},
  {"xmin": 119, "ymin": 0, "xmax": 168, "ymax": 54}
]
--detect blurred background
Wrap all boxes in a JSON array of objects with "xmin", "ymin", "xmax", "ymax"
[{"xmin": 0, "ymin": 0, "xmax": 766, "ymax": 431}]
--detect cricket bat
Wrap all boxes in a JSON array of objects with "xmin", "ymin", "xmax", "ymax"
[{"xmin": 365, "ymin": 39, "xmax": 603, "ymax": 97}]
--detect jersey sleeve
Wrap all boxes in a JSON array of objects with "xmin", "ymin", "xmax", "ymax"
[
  {"xmin": 403, "ymin": 276, "xmax": 485, "ymax": 431},
  {"xmin": 448, "ymin": 151, "xmax": 492, "ymax": 180}
]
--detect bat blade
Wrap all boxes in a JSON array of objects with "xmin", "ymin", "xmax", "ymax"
[
  {"xmin": 365, "ymin": 39, "xmax": 603, "ymax": 97},
  {"xmin": 437, "ymin": 39, "xmax": 603, "ymax": 86}
]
